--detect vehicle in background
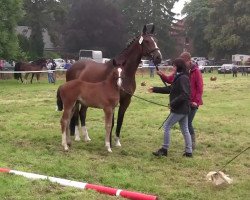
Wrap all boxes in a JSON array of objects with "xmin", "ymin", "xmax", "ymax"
[
  {"xmin": 79, "ymin": 50, "xmax": 103, "ymax": 63},
  {"xmin": 192, "ymin": 57, "xmax": 206, "ymax": 63},
  {"xmin": 218, "ymin": 64, "xmax": 235, "ymax": 74},
  {"xmin": 102, "ymin": 58, "xmax": 111, "ymax": 63},
  {"xmin": 139, "ymin": 59, "xmax": 150, "ymax": 68},
  {"xmin": 54, "ymin": 58, "xmax": 66, "ymax": 69},
  {"xmin": 3, "ymin": 60, "xmax": 14, "ymax": 71}
]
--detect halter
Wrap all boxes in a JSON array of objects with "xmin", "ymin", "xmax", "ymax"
[{"xmin": 139, "ymin": 35, "xmax": 160, "ymax": 58}]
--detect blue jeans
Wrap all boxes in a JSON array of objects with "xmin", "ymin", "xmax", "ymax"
[
  {"xmin": 48, "ymin": 73, "xmax": 54, "ymax": 83},
  {"xmin": 188, "ymin": 107, "xmax": 198, "ymax": 136},
  {"xmin": 163, "ymin": 112, "xmax": 192, "ymax": 153}
]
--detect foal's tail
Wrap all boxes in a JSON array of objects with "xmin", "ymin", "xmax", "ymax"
[
  {"xmin": 14, "ymin": 62, "xmax": 22, "ymax": 80},
  {"xmin": 56, "ymin": 86, "xmax": 63, "ymax": 111}
]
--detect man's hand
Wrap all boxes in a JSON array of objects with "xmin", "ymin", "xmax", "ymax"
[{"xmin": 148, "ymin": 87, "xmax": 154, "ymax": 93}]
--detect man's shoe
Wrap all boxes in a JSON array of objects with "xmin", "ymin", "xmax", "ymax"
[
  {"xmin": 152, "ymin": 148, "xmax": 168, "ymax": 157},
  {"xmin": 183, "ymin": 152, "xmax": 193, "ymax": 157}
]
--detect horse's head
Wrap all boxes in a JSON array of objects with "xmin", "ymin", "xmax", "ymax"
[{"xmin": 139, "ymin": 24, "xmax": 162, "ymax": 65}]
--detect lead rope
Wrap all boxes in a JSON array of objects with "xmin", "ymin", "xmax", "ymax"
[{"xmin": 218, "ymin": 146, "xmax": 250, "ymax": 172}]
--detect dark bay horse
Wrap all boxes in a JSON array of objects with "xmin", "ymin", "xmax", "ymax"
[
  {"xmin": 14, "ymin": 58, "xmax": 47, "ymax": 83},
  {"xmin": 66, "ymin": 24, "xmax": 162, "ymax": 146},
  {"xmin": 57, "ymin": 62, "xmax": 123, "ymax": 152}
]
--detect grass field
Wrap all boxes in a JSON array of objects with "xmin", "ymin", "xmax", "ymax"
[{"xmin": 0, "ymin": 71, "xmax": 249, "ymax": 200}]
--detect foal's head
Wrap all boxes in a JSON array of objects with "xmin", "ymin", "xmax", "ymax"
[
  {"xmin": 139, "ymin": 24, "xmax": 162, "ymax": 65},
  {"xmin": 111, "ymin": 59, "xmax": 124, "ymax": 88}
]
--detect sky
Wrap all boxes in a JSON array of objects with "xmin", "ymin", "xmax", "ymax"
[{"xmin": 172, "ymin": 0, "xmax": 190, "ymax": 19}]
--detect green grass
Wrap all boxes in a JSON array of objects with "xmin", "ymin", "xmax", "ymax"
[{"xmin": 0, "ymin": 72, "xmax": 250, "ymax": 200}]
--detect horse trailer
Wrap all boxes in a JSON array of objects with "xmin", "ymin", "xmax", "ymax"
[{"xmin": 79, "ymin": 50, "xmax": 103, "ymax": 63}]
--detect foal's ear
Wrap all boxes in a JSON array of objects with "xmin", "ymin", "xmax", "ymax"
[
  {"xmin": 112, "ymin": 59, "xmax": 117, "ymax": 66},
  {"xmin": 142, "ymin": 25, "xmax": 147, "ymax": 34}
]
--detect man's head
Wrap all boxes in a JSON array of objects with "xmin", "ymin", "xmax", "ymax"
[{"xmin": 180, "ymin": 52, "xmax": 192, "ymax": 69}]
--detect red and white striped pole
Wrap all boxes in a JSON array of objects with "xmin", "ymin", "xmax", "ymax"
[{"xmin": 0, "ymin": 168, "xmax": 158, "ymax": 200}]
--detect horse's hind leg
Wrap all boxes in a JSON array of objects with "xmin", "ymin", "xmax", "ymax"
[
  {"xmin": 104, "ymin": 107, "xmax": 114, "ymax": 152},
  {"xmin": 80, "ymin": 105, "xmax": 91, "ymax": 142},
  {"xmin": 115, "ymin": 96, "xmax": 132, "ymax": 147}
]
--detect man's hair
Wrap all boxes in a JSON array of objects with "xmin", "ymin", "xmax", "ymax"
[
  {"xmin": 173, "ymin": 58, "xmax": 188, "ymax": 74},
  {"xmin": 180, "ymin": 52, "xmax": 191, "ymax": 61}
]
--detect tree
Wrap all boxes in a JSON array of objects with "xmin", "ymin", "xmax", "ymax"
[
  {"xmin": 63, "ymin": 0, "xmax": 126, "ymax": 57},
  {"xmin": 205, "ymin": 0, "xmax": 250, "ymax": 59},
  {"xmin": 120, "ymin": 0, "xmax": 178, "ymax": 58},
  {"xmin": 0, "ymin": 0, "xmax": 23, "ymax": 60},
  {"xmin": 182, "ymin": 0, "xmax": 210, "ymax": 57},
  {"xmin": 21, "ymin": 0, "xmax": 67, "ymax": 59}
]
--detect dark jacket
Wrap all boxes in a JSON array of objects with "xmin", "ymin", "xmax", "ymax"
[{"xmin": 152, "ymin": 73, "xmax": 190, "ymax": 114}]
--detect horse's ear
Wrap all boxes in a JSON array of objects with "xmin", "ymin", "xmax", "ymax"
[
  {"xmin": 112, "ymin": 59, "xmax": 117, "ymax": 66},
  {"xmin": 150, "ymin": 24, "xmax": 155, "ymax": 34},
  {"xmin": 142, "ymin": 25, "xmax": 147, "ymax": 34},
  {"xmin": 122, "ymin": 60, "xmax": 126, "ymax": 66}
]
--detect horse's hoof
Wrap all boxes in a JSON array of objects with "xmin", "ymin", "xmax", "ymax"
[
  {"xmin": 115, "ymin": 138, "xmax": 121, "ymax": 147},
  {"xmin": 75, "ymin": 137, "xmax": 81, "ymax": 141},
  {"xmin": 84, "ymin": 137, "xmax": 91, "ymax": 142}
]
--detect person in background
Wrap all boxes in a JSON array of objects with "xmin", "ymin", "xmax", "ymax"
[
  {"xmin": 0, "ymin": 59, "xmax": 4, "ymax": 79},
  {"xmin": 149, "ymin": 58, "xmax": 192, "ymax": 157},
  {"xmin": 47, "ymin": 59, "xmax": 55, "ymax": 84},
  {"xmin": 64, "ymin": 60, "xmax": 72, "ymax": 70},
  {"xmin": 51, "ymin": 59, "xmax": 57, "ymax": 83},
  {"xmin": 149, "ymin": 60, "xmax": 155, "ymax": 77},
  {"xmin": 232, "ymin": 65, "xmax": 238, "ymax": 77},
  {"xmin": 154, "ymin": 52, "xmax": 203, "ymax": 150}
]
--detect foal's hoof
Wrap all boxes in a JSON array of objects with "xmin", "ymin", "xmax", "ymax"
[
  {"xmin": 107, "ymin": 148, "xmax": 112, "ymax": 153},
  {"xmin": 75, "ymin": 136, "xmax": 81, "ymax": 141},
  {"xmin": 63, "ymin": 146, "xmax": 69, "ymax": 151}
]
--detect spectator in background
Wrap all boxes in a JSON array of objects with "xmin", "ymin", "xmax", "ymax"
[
  {"xmin": 0, "ymin": 59, "xmax": 4, "ymax": 79},
  {"xmin": 47, "ymin": 60, "xmax": 55, "ymax": 84},
  {"xmin": 232, "ymin": 65, "xmax": 238, "ymax": 77},
  {"xmin": 64, "ymin": 60, "xmax": 72, "ymax": 70},
  {"xmin": 51, "ymin": 59, "xmax": 57, "ymax": 83},
  {"xmin": 149, "ymin": 60, "xmax": 155, "ymax": 77}
]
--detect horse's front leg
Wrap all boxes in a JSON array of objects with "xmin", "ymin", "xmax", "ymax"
[
  {"xmin": 115, "ymin": 95, "xmax": 132, "ymax": 147},
  {"xmin": 104, "ymin": 107, "xmax": 114, "ymax": 152},
  {"xmin": 30, "ymin": 73, "xmax": 35, "ymax": 84},
  {"xmin": 79, "ymin": 105, "xmax": 91, "ymax": 142},
  {"xmin": 24, "ymin": 73, "xmax": 29, "ymax": 84}
]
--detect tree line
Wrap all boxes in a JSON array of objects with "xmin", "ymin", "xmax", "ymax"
[
  {"xmin": 183, "ymin": 0, "xmax": 250, "ymax": 60},
  {"xmin": 0, "ymin": 0, "xmax": 249, "ymax": 61}
]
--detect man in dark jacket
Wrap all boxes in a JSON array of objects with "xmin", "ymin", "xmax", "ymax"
[{"xmin": 149, "ymin": 58, "xmax": 192, "ymax": 157}]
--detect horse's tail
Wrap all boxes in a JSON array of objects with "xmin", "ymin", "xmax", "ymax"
[
  {"xmin": 14, "ymin": 62, "xmax": 22, "ymax": 80},
  {"xmin": 56, "ymin": 86, "xmax": 63, "ymax": 111}
]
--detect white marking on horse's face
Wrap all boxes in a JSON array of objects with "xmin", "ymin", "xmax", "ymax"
[
  {"xmin": 117, "ymin": 68, "xmax": 122, "ymax": 87},
  {"xmin": 139, "ymin": 36, "xmax": 144, "ymax": 44},
  {"xmin": 150, "ymin": 36, "xmax": 162, "ymax": 57}
]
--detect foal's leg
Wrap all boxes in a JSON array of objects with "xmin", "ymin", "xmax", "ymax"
[
  {"xmin": 104, "ymin": 107, "xmax": 114, "ymax": 152},
  {"xmin": 79, "ymin": 105, "xmax": 91, "ymax": 142},
  {"xmin": 61, "ymin": 106, "xmax": 73, "ymax": 151},
  {"xmin": 115, "ymin": 95, "xmax": 132, "ymax": 147}
]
